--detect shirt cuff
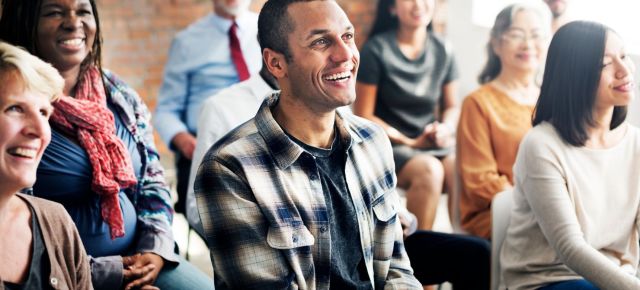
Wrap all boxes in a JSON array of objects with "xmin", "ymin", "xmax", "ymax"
[
  {"xmin": 153, "ymin": 113, "xmax": 189, "ymax": 147},
  {"xmin": 90, "ymin": 255, "xmax": 123, "ymax": 290},
  {"xmin": 135, "ymin": 221, "xmax": 180, "ymax": 265}
]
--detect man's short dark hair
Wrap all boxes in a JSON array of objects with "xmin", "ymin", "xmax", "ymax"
[
  {"xmin": 258, "ymin": 0, "xmax": 326, "ymax": 61},
  {"xmin": 533, "ymin": 21, "xmax": 627, "ymax": 146}
]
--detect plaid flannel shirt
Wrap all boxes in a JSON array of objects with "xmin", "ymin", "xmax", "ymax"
[{"xmin": 195, "ymin": 93, "xmax": 421, "ymax": 290}]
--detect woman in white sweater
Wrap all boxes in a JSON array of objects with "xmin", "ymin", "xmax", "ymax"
[{"xmin": 500, "ymin": 21, "xmax": 640, "ymax": 290}]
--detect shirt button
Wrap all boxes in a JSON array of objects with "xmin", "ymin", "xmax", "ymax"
[
  {"xmin": 320, "ymin": 226, "xmax": 328, "ymax": 233},
  {"xmin": 292, "ymin": 235, "xmax": 299, "ymax": 243},
  {"xmin": 50, "ymin": 277, "xmax": 58, "ymax": 285}
]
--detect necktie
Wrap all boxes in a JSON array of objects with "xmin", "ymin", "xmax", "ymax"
[{"xmin": 229, "ymin": 22, "xmax": 250, "ymax": 81}]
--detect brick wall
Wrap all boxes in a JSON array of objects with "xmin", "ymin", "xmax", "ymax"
[
  {"xmin": 97, "ymin": 0, "xmax": 379, "ymax": 106},
  {"xmin": 97, "ymin": 0, "xmax": 446, "ymax": 154}
]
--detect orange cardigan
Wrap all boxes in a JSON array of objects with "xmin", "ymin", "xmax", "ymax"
[{"xmin": 456, "ymin": 84, "xmax": 534, "ymax": 239}]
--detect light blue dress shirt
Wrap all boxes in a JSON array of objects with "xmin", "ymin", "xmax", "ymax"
[{"xmin": 154, "ymin": 12, "xmax": 262, "ymax": 145}]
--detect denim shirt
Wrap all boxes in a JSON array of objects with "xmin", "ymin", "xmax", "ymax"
[{"xmin": 195, "ymin": 93, "xmax": 422, "ymax": 289}]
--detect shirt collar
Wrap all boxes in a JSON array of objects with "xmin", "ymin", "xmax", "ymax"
[
  {"xmin": 255, "ymin": 93, "xmax": 361, "ymax": 169},
  {"xmin": 209, "ymin": 11, "xmax": 253, "ymax": 34},
  {"xmin": 248, "ymin": 75, "xmax": 278, "ymax": 103}
]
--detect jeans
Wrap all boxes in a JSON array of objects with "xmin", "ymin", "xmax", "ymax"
[
  {"xmin": 539, "ymin": 279, "xmax": 599, "ymax": 290},
  {"xmin": 155, "ymin": 256, "xmax": 214, "ymax": 290},
  {"xmin": 404, "ymin": 231, "xmax": 490, "ymax": 290}
]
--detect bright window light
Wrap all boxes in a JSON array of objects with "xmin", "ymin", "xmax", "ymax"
[{"xmin": 472, "ymin": 0, "xmax": 640, "ymax": 54}]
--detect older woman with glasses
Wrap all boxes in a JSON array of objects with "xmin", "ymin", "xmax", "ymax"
[
  {"xmin": 0, "ymin": 41, "xmax": 91, "ymax": 289},
  {"xmin": 457, "ymin": 3, "xmax": 550, "ymax": 239}
]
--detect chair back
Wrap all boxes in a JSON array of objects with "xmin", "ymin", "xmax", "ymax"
[
  {"xmin": 491, "ymin": 189, "xmax": 513, "ymax": 290},
  {"xmin": 450, "ymin": 175, "xmax": 468, "ymax": 234}
]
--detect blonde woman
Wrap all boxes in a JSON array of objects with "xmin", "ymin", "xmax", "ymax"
[
  {"xmin": 0, "ymin": 0, "xmax": 212, "ymax": 289},
  {"xmin": 0, "ymin": 42, "xmax": 92, "ymax": 289}
]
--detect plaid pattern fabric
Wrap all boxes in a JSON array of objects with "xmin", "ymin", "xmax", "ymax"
[{"xmin": 195, "ymin": 93, "xmax": 421, "ymax": 289}]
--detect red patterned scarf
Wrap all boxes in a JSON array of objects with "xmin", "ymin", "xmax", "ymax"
[{"xmin": 50, "ymin": 66, "xmax": 137, "ymax": 239}]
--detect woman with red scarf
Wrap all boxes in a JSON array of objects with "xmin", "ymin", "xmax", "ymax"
[{"xmin": 0, "ymin": 0, "xmax": 212, "ymax": 289}]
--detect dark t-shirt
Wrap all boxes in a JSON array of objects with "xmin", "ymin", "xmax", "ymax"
[
  {"xmin": 289, "ymin": 132, "xmax": 372, "ymax": 290},
  {"xmin": 3, "ymin": 206, "xmax": 51, "ymax": 290},
  {"xmin": 358, "ymin": 30, "xmax": 459, "ymax": 138}
]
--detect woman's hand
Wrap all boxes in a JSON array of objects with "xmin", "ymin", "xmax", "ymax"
[
  {"xmin": 122, "ymin": 253, "xmax": 165, "ymax": 290},
  {"xmin": 422, "ymin": 122, "xmax": 455, "ymax": 149},
  {"xmin": 407, "ymin": 132, "xmax": 435, "ymax": 149}
]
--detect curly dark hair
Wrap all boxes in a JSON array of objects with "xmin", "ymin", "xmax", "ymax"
[{"xmin": 0, "ymin": 0, "xmax": 104, "ymax": 76}]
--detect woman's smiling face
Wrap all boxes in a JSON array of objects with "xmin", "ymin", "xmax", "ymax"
[{"xmin": 36, "ymin": 0, "xmax": 97, "ymax": 72}]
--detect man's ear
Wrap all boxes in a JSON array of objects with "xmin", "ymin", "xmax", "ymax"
[{"xmin": 263, "ymin": 48, "xmax": 287, "ymax": 79}]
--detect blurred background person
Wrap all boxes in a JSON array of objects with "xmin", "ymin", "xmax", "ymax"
[
  {"xmin": 153, "ymin": 0, "xmax": 261, "ymax": 216},
  {"xmin": 0, "ymin": 0, "xmax": 212, "ymax": 289},
  {"xmin": 501, "ymin": 21, "xmax": 640, "ymax": 290},
  {"xmin": 0, "ymin": 41, "xmax": 92, "ymax": 290},
  {"xmin": 543, "ymin": 0, "xmax": 571, "ymax": 33},
  {"xmin": 354, "ymin": 0, "xmax": 459, "ymax": 230},
  {"xmin": 457, "ymin": 3, "xmax": 550, "ymax": 239},
  {"xmin": 185, "ymin": 63, "xmax": 277, "ymax": 236}
]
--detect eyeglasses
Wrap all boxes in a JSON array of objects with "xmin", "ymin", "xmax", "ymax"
[{"xmin": 501, "ymin": 30, "xmax": 547, "ymax": 44}]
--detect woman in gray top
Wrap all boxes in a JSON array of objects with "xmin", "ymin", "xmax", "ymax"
[{"xmin": 354, "ymin": 0, "xmax": 459, "ymax": 230}]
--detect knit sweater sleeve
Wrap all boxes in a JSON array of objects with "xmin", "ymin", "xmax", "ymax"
[{"xmin": 517, "ymin": 128, "xmax": 640, "ymax": 290}]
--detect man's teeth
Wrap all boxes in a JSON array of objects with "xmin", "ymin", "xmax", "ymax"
[
  {"xmin": 61, "ymin": 39, "xmax": 83, "ymax": 46},
  {"xmin": 9, "ymin": 148, "xmax": 37, "ymax": 158},
  {"xmin": 325, "ymin": 71, "xmax": 351, "ymax": 81}
]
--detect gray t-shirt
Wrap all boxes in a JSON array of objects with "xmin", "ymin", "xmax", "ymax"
[
  {"xmin": 358, "ymin": 30, "xmax": 459, "ymax": 138},
  {"xmin": 289, "ymin": 133, "xmax": 372, "ymax": 290}
]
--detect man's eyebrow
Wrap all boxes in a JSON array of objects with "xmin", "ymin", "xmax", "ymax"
[
  {"xmin": 306, "ymin": 29, "xmax": 330, "ymax": 40},
  {"xmin": 305, "ymin": 25, "xmax": 354, "ymax": 40}
]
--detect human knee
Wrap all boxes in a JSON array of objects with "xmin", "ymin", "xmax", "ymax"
[{"xmin": 415, "ymin": 155, "xmax": 445, "ymax": 181}]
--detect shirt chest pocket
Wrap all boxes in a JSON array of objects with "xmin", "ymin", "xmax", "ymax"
[
  {"xmin": 372, "ymin": 195, "xmax": 397, "ymax": 224},
  {"xmin": 266, "ymin": 224, "xmax": 316, "ymax": 287},
  {"xmin": 267, "ymin": 225, "xmax": 315, "ymax": 249}
]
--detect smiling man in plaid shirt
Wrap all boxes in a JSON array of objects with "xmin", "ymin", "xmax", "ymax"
[{"xmin": 194, "ymin": 0, "xmax": 422, "ymax": 289}]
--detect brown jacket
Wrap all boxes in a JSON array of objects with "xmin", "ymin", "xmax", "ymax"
[{"xmin": 0, "ymin": 194, "xmax": 93, "ymax": 290}]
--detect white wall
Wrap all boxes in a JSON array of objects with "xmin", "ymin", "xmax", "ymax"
[{"xmin": 446, "ymin": 0, "xmax": 640, "ymax": 126}]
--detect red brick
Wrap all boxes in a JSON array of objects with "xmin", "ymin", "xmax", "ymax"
[{"xmin": 97, "ymin": 0, "xmax": 448, "ymax": 156}]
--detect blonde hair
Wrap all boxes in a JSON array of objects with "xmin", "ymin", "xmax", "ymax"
[{"xmin": 0, "ymin": 41, "xmax": 64, "ymax": 102}]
